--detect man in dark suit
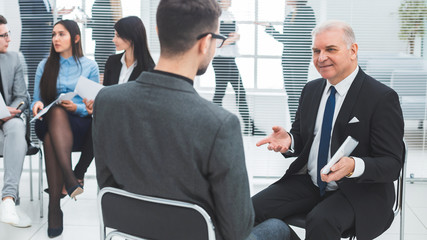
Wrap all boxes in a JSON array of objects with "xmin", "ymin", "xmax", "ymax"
[
  {"xmin": 93, "ymin": 0, "xmax": 290, "ymax": 239},
  {"xmin": 253, "ymin": 20, "xmax": 404, "ymax": 240}
]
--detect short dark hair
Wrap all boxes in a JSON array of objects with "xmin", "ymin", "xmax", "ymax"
[
  {"xmin": 156, "ymin": 0, "xmax": 221, "ymax": 56},
  {"xmin": 0, "ymin": 15, "xmax": 7, "ymax": 25}
]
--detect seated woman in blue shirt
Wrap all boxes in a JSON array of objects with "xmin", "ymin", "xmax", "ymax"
[{"xmin": 31, "ymin": 19, "xmax": 99, "ymax": 238}]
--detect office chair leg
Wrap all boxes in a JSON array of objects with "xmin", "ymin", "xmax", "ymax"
[
  {"xmin": 29, "ymin": 155, "xmax": 33, "ymax": 201},
  {"xmin": 39, "ymin": 149, "xmax": 44, "ymax": 218}
]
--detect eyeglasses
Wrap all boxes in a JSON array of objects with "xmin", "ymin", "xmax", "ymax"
[
  {"xmin": 197, "ymin": 32, "xmax": 227, "ymax": 48},
  {"xmin": 0, "ymin": 31, "xmax": 10, "ymax": 39}
]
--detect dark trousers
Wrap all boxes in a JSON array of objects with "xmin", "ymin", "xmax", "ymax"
[
  {"xmin": 212, "ymin": 57, "xmax": 251, "ymax": 126},
  {"xmin": 252, "ymin": 174, "xmax": 355, "ymax": 240}
]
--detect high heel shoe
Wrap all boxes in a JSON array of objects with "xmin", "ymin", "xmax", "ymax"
[
  {"xmin": 67, "ymin": 184, "xmax": 84, "ymax": 200},
  {"xmin": 48, "ymin": 209, "xmax": 63, "ymax": 238},
  {"xmin": 43, "ymin": 188, "xmax": 67, "ymax": 199},
  {"xmin": 47, "ymin": 226, "xmax": 63, "ymax": 238}
]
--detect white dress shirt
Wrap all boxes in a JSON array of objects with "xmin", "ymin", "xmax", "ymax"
[
  {"xmin": 118, "ymin": 53, "xmax": 137, "ymax": 85},
  {"xmin": 305, "ymin": 66, "xmax": 365, "ymax": 191}
]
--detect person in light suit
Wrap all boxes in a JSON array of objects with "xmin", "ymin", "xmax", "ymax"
[
  {"xmin": 93, "ymin": 0, "xmax": 290, "ymax": 239},
  {"xmin": 253, "ymin": 20, "xmax": 404, "ymax": 240},
  {"xmin": 0, "ymin": 15, "xmax": 31, "ymax": 228}
]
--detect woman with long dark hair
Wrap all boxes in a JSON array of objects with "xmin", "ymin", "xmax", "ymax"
[
  {"xmin": 84, "ymin": 15, "xmax": 154, "ymax": 114},
  {"xmin": 31, "ymin": 19, "xmax": 99, "ymax": 238},
  {"xmin": 103, "ymin": 15, "xmax": 154, "ymax": 86},
  {"xmin": 76, "ymin": 16, "xmax": 154, "ymax": 191}
]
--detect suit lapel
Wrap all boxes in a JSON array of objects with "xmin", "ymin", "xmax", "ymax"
[
  {"xmin": 307, "ymin": 79, "xmax": 326, "ymax": 138},
  {"xmin": 111, "ymin": 58, "xmax": 122, "ymax": 85},
  {"xmin": 331, "ymin": 68, "xmax": 365, "ymax": 153},
  {"xmin": 0, "ymin": 54, "xmax": 9, "ymax": 99}
]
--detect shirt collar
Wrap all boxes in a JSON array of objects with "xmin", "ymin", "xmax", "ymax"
[
  {"xmin": 120, "ymin": 53, "xmax": 137, "ymax": 68},
  {"xmin": 60, "ymin": 55, "xmax": 76, "ymax": 65},
  {"xmin": 151, "ymin": 70, "xmax": 194, "ymax": 86},
  {"xmin": 326, "ymin": 66, "xmax": 359, "ymax": 96}
]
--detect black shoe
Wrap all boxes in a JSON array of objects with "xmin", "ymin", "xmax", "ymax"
[
  {"xmin": 43, "ymin": 188, "xmax": 66, "ymax": 199},
  {"xmin": 48, "ymin": 226, "xmax": 63, "ymax": 238},
  {"xmin": 48, "ymin": 210, "xmax": 63, "ymax": 238}
]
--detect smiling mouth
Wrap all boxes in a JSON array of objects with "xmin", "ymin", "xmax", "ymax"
[{"xmin": 319, "ymin": 64, "xmax": 333, "ymax": 68}]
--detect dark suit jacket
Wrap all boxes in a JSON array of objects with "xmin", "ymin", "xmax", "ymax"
[
  {"xmin": 93, "ymin": 71, "xmax": 254, "ymax": 240},
  {"xmin": 103, "ymin": 53, "xmax": 148, "ymax": 86},
  {"xmin": 283, "ymin": 68, "xmax": 404, "ymax": 240}
]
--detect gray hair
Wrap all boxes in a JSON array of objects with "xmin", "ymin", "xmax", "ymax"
[{"xmin": 312, "ymin": 20, "xmax": 356, "ymax": 49}]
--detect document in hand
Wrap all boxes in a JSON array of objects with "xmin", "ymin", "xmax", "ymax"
[
  {"xmin": 0, "ymin": 94, "xmax": 11, "ymax": 119},
  {"xmin": 30, "ymin": 92, "xmax": 77, "ymax": 123},
  {"xmin": 320, "ymin": 136, "xmax": 359, "ymax": 175},
  {"xmin": 74, "ymin": 76, "xmax": 104, "ymax": 101}
]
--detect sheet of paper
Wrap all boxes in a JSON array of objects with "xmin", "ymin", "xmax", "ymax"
[
  {"xmin": 320, "ymin": 136, "xmax": 359, "ymax": 175},
  {"xmin": 74, "ymin": 76, "xmax": 103, "ymax": 100},
  {"xmin": 57, "ymin": 92, "xmax": 77, "ymax": 103},
  {"xmin": 30, "ymin": 101, "xmax": 55, "ymax": 123},
  {"xmin": 0, "ymin": 94, "xmax": 11, "ymax": 119},
  {"xmin": 30, "ymin": 92, "xmax": 77, "ymax": 123}
]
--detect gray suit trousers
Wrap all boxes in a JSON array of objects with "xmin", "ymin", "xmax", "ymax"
[{"xmin": 0, "ymin": 118, "xmax": 27, "ymax": 202}]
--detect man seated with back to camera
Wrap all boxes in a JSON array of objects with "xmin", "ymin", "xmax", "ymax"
[
  {"xmin": 252, "ymin": 20, "xmax": 404, "ymax": 240},
  {"xmin": 93, "ymin": 0, "xmax": 291, "ymax": 239}
]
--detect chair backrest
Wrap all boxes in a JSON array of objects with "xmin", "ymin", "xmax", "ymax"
[
  {"xmin": 390, "ymin": 70, "xmax": 427, "ymax": 120},
  {"xmin": 98, "ymin": 187, "xmax": 216, "ymax": 240}
]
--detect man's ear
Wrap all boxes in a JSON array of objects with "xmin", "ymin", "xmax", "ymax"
[
  {"xmin": 350, "ymin": 43, "xmax": 358, "ymax": 60},
  {"xmin": 74, "ymin": 34, "xmax": 81, "ymax": 44},
  {"xmin": 198, "ymin": 34, "xmax": 212, "ymax": 55}
]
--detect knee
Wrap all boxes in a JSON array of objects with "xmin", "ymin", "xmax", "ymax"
[
  {"xmin": 252, "ymin": 218, "xmax": 291, "ymax": 240},
  {"xmin": 251, "ymin": 195, "xmax": 269, "ymax": 225},
  {"xmin": 3, "ymin": 118, "xmax": 26, "ymax": 137},
  {"xmin": 306, "ymin": 210, "xmax": 338, "ymax": 234},
  {"xmin": 49, "ymin": 105, "xmax": 66, "ymax": 115}
]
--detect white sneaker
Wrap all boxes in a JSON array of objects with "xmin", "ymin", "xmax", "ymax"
[
  {"xmin": 12, "ymin": 207, "xmax": 32, "ymax": 228},
  {"xmin": 0, "ymin": 198, "xmax": 19, "ymax": 225}
]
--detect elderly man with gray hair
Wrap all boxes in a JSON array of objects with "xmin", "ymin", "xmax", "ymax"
[{"xmin": 253, "ymin": 20, "xmax": 404, "ymax": 240}]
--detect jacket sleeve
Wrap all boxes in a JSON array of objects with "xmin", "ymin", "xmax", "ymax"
[
  {"xmin": 92, "ymin": 90, "xmax": 119, "ymax": 189},
  {"xmin": 11, "ymin": 53, "xmax": 29, "ymax": 109},
  {"xmin": 357, "ymin": 90, "xmax": 404, "ymax": 183},
  {"xmin": 208, "ymin": 114, "xmax": 254, "ymax": 240}
]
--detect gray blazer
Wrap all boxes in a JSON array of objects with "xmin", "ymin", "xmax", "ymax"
[
  {"xmin": 93, "ymin": 71, "xmax": 254, "ymax": 240},
  {"xmin": 0, "ymin": 51, "xmax": 29, "ymax": 109}
]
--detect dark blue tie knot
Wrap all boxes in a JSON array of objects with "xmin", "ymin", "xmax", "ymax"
[
  {"xmin": 317, "ymin": 85, "xmax": 336, "ymax": 196},
  {"xmin": 330, "ymin": 86, "xmax": 336, "ymax": 96}
]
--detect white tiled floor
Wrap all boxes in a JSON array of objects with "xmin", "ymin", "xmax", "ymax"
[{"xmin": 0, "ymin": 136, "xmax": 427, "ymax": 240}]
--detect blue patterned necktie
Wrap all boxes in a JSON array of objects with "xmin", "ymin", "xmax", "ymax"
[{"xmin": 317, "ymin": 86, "xmax": 336, "ymax": 196}]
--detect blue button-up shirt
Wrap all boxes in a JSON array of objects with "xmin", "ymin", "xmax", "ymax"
[{"xmin": 32, "ymin": 56, "xmax": 99, "ymax": 117}]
